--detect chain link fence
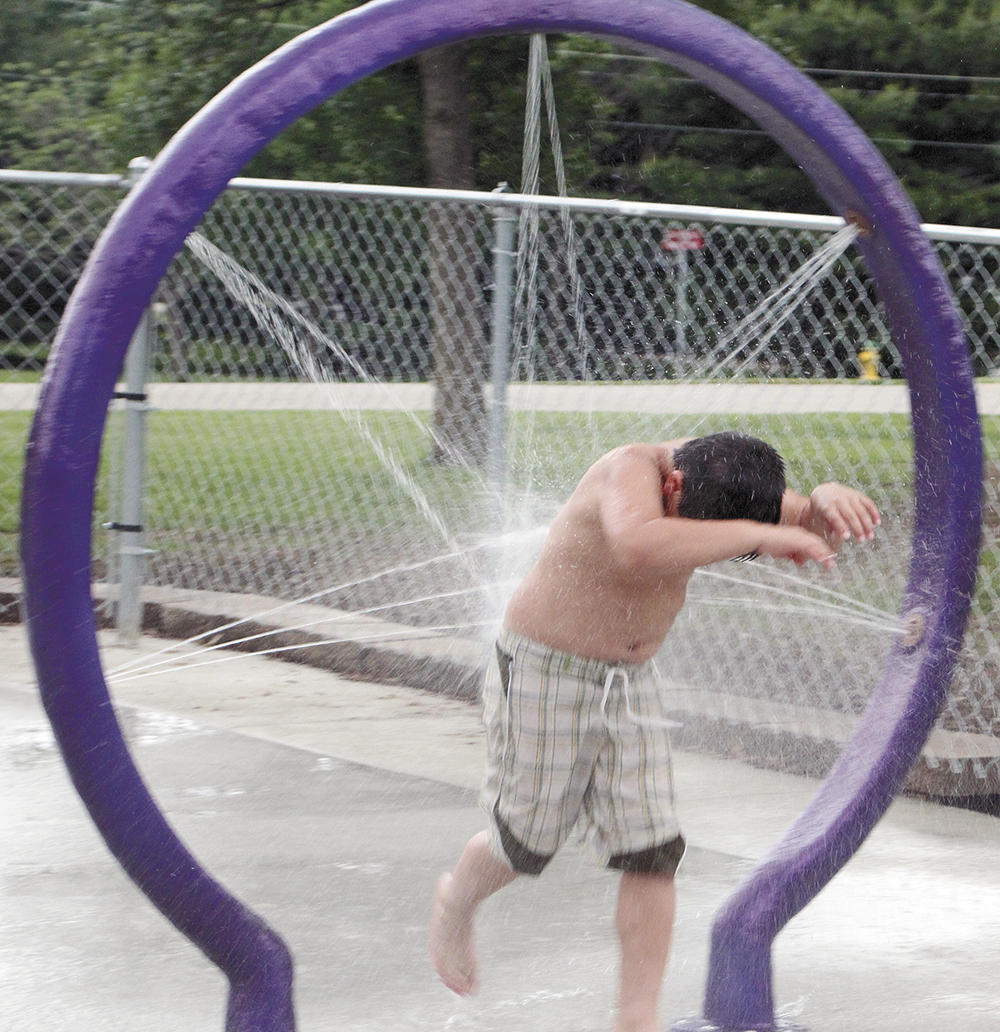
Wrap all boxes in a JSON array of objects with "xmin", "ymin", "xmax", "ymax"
[{"xmin": 3, "ymin": 168, "xmax": 999, "ymax": 794}]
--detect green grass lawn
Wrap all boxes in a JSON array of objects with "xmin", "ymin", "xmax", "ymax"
[
  {"xmin": 5, "ymin": 405, "xmax": 994, "ymax": 587},
  {"xmin": 0, "ymin": 370, "xmax": 43, "ymax": 383},
  {"xmin": 0, "ymin": 413, "xmax": 33, "ymax": 574},
  {"xmin": 137, "ymin": 409, "xmax": 919, "ymax": 532}
]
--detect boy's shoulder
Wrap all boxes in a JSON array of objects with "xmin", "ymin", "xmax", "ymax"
[
  {"xmin": 569, "ymin": 444, "xmax": 663, "ymax": 504},
  {"xmin": 588, "ymin": 441, "xmax": 676, "ymax": 475}
]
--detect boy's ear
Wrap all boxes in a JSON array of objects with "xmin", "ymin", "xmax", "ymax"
[{"xmin": 663, "ymin": 469, "xmax": 683, "ymax": 512}]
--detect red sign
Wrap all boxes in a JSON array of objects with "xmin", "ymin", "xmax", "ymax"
[{"xmin": 661, "ymin": 228, "xmax": 705, "ymax": 252}]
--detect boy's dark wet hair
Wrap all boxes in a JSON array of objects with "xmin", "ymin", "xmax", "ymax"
[{"xmin": 673, "ymin": 431, "xmax": 785, "ymax": 525}]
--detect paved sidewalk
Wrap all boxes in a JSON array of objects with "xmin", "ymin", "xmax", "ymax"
[
  {"xmin": 2, "ymin": 623, "xmax": 1000, "ymax": 1031},
  {"xmin": 7, "ymin": 379, "xmax": 1000, "ymax": 413},
  {"xmin": 8, "ymin": 380, "xmax": 1000, "ymax": 413}
]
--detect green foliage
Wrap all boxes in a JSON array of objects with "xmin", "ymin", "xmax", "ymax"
[
  {"xmin": 90, "ymin": 0, "xmax": 319, "ymax": 169},
  {"xmin": 8, "ymin": 0, "xmax": 1000, "ymax": 221},
  {"xmin": 635, "ymin": 154, "xmax": 824, "ymax": 214},
  {"xmin": 0, "ymin": 1, "xmax": 115, "ymax": 170},
  {"xmin": 748, "ymin": 0, "xmax": 1000, "ymax": 224},
  {"xmin": 254, "ymin": 56, "xmax": 428, "ymax": 185},
  {"xmin": 0, "ymin": 0, "xmax": 83, "ymax": 70},
  {"xmin": 0, "ymin": 68, "xmax": 115, "ymax": 171}
]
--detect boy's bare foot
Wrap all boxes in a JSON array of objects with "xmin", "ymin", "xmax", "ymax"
[{"xmin": 429, "ymin": 872, "xmax": 480, "ymax": 995}]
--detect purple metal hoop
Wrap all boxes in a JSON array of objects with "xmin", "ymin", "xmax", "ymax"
[{"xmin": 20, "ymin": 1, "xmax": 981, "ymax": 1030}]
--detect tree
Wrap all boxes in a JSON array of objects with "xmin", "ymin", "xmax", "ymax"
[
  {"xmin": 540, "ymin": 0, "xmax": 1000, "ymax": 225},
  {"xmin": 0, "ymin": 2, "xmax": 117, "ymax": 171},
  {"xmin": 90, "ymin": 0, "xmax": 316, "ymax": 166},
  {"xmin": 0, "ymin": 0, "xmax": 82, "ymax": 70},
  {"xmin": 0, "ymin": 69, "xmax": 116, "ymax": 171},
  {"xmin": 415, "ymin": 35, "xmax": 611, "ymax": 464},
  {"xmin": 753, "ymin": 0, "xmax": 1000, "ymax": 225},
  {"xmin": 419, "ymin": 43, "xmax": 489, "ymax": 466},
  {"xmin": 13, "ymin": 0, "xmax": 1000, "ymax": 225}
]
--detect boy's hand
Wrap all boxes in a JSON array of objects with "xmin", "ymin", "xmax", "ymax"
[{"xmin": 804, "ymin": 483, "xmax": 881, "ymax": 551}]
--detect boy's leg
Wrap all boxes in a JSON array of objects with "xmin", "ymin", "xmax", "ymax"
[
  {"xmin": 429, "ymin": 830, "xmax": 518, "ymax": 995},
  {"xmin": 613, "ymin": 870, "xmax": 676, "ymax": 1032},
  {"xmin": 594, "ymin": 666, "xmax": 680, "ymax": 1030}
]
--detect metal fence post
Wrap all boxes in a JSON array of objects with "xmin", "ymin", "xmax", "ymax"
[
  {"xmin": 112, "ymin": 157, "xmax": 154, "ymax": 644},
  {"xmin": 488, "ymin": 183, "xmax": 515, "ymax": 535},
  {"xmin": 112, "ymin": 307, "xmax": 152, "ymax": 644}
]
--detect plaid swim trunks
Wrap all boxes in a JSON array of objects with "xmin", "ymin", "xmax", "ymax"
[{"xmin": 481, "ymin": 627, "xmax": 684, "ymax": 875}]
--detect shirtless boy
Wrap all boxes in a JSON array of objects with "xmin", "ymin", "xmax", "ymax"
[{"xmin": 429, "ymin": 431, "xmax": 880, "ymax": 1032}]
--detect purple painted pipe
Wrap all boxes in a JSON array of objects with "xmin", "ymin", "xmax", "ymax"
[{"xmin": 20, "ymin": 1, "xmax": 980, "ymax": 1030}]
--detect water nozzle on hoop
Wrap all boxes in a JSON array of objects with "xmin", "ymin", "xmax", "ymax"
[
  {"xmin": 900, "ymin": 610, "xmax": 927, "ymax": 648},
  {"xmin": 846, "ymin": 209, "xmax": 874, "ymax": 236}
]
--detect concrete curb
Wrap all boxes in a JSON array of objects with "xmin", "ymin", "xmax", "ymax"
[
  {"xmin": 5, "ymin": 577, "xmax": 997, "ymax": 798},
  {"xmin": 0, "ymin": 578, "xmax": 486, "ymax": 702}
]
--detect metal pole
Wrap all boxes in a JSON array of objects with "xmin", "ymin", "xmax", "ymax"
[
  {"xmin": 674, "ymin": 250, "xmax": 688, "ymax": 363},
  {"xmin": 680, "ymin": 251, "xmax": 697, "ymax": 375},
  {"xmin": 488, "ymin": 183, "xmax": 515, "ymax": 535},
  {"xmin": 114, "ymin": 308, "xmax": 152, "ymax": 644},
  {"xmin": 112, "ymin": 156, "xmax": 154, "ymax": 644}
]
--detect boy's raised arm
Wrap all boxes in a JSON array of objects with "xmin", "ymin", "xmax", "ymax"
[{"xmin": 599, "ymin": 448, "xmax": 839, "ymax": 574}]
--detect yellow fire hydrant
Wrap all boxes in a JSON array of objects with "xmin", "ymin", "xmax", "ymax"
[{"xmin": 857, "ymin": 348, "xmax": 880, "ymax": 382}]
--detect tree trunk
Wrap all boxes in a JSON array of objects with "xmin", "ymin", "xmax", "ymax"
[{"xmin": 418, "ymin": 43, "xmax": 489, "ymax": 466}]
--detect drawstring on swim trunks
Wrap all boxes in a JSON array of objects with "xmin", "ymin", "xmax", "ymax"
[{"xmin": 600, "ymin": 666, "xmax": 682, "ymax": 731}]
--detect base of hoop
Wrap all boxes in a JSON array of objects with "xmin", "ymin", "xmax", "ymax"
[{"xmin": 672, "ymin": 1018, "xmax": 808, "ymax": 1032}]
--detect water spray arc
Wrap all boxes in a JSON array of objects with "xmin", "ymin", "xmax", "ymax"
[{"xmin": 19, "ymin": 2, "xmax": 981, "ymax": 1031}]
